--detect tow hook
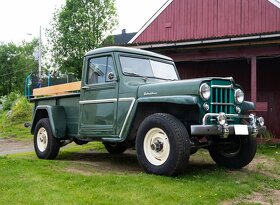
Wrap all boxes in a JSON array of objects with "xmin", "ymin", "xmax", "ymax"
[{"xmin": 218, "ymin": 124, "xmax": 229, "ymax": 138}]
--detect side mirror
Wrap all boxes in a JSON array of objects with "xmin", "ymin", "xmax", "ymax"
[{"xmin": 107, "ymin": 72, "xmax": 115, "ymax": 81}]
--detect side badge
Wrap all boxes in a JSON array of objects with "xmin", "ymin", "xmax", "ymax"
[{"xmin": 144, "ymin": 92, "xmax": 158, "ymax": 96}]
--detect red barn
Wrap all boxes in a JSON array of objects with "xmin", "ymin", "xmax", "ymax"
[{"xmin": 129, "ymin": 0, "xmax": 280, "ymax": 138}]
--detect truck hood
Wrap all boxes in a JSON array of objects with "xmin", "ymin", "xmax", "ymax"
[{"xmin": 137, "ymin": 77, "xmax": 235, "ymax": 98}]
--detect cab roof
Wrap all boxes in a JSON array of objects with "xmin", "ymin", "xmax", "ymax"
[{"xmin": 85, "ymin": 46, "xmax": 173, "ymax": 61}]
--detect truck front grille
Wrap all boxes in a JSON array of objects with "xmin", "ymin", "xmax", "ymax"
[{"xmin": 210, "ymin": 85, "xmax": 234, "ymax": 114}]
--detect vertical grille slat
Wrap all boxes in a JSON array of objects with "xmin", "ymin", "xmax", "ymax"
[
  {"xmin": 220, "ymin": 88, "xmax": 223, "ymax": 112},
  {"xmin": 215, "ymin": 88, "xmax": 218, "ymax": 113},
  {"xmin": 224, "ymin": 89, "xmax": 228, "ymax": 113},
  {"xmin": 230, "ymin": 89, "xmax": 234, "ymax": 114}
]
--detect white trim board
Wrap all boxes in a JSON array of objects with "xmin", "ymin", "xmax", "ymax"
[
  {"xmin": 129, "ymin": 33, "xmax": 280, "ymax": 49},
  {"xmin": 268, "ymin": 0, "xmax": 280, "ymax": 8},
  {"xmin": 128, "ymin": 0, "xmax": 173, "ymax": 44}
]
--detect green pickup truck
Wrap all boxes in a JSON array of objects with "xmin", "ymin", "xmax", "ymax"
[{"xmin": 30, "ymin": 47, "xmax": 265, "ymax": 176}]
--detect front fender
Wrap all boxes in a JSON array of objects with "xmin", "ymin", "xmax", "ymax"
[
  {"xmin": 102, "ymin": 95, "xmax": 200, "ymax": 142},
  {"xmin": 31, "ymin": 105, "xmax": 66, "ymax": 139},
  {"xmin": 241, "ymin": 101, "xmax": 256, "ymax": 112}
]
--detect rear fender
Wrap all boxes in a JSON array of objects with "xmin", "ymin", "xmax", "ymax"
[{"xmin": 31, "ymin": 105, "xmax": 66, "ymax": 139}]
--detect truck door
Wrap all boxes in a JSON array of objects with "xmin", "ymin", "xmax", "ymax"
[{"xmin": 79, "ymin": 55, "xmax": 118, "ymax": 138}]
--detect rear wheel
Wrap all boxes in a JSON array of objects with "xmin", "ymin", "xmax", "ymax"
[
  {"xmin": 136, "ymin": 113, "xmax": 190, "ymax": 176},
  {"xmin": 209, "ymin": 135, "xmax": 257, "ymax": 169},
  {"xmin": 103, "ymin": 142, "xmax": 127, "ymax": 154},
  {"xmin": 34, "ymin": 118, "xmax": 60, "ymax": 159}
]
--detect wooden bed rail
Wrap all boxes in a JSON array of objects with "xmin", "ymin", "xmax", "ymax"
[{"xmin": 33, "ymin": 81, "xmax": 81, "ymax": 97}]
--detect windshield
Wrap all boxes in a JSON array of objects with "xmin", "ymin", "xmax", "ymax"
[{"xmin": 120, "ymin": 56, "xmax": 178, "ymax": 80}]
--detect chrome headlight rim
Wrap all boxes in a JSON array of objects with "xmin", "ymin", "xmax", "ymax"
[
  {"xmin": 234, "ymin": 89, "xmax": 244, "ymax": 104},
  {"xmin": 199, "ymin": 83, "xmax": 211, "ymax": 101}
]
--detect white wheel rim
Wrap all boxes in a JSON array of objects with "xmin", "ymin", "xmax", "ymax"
[
  {"xmin": 143, "ymin": 128, "xmax": 170, "ymax": 166},
  {"xmin": 37, "ymin": 127, "xmax": 48, "ymax": 152}
]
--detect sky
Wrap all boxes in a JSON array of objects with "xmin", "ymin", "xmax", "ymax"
[{"xmin": 0, "ymin": 0, "xmax": 167, "ymax": 44}]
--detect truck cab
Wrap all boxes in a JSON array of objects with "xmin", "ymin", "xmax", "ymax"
[{"xmin": 31, "ymin": 47, "xmax": 266, "ymax": 176}]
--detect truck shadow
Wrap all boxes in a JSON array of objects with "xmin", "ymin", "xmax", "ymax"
[
  {"xmin": 57, "ymin": 150, "xmax": 142, "ymax": 172},
  {"xmin": 57, "ymin": 149, "xmax": 218, "ymax": 175}
]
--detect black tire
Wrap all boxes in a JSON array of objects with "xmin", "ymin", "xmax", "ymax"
[
  {"xmin": 73, "ymin": 138, "xmax": 89, "ymax": 145},
  {"xmin": 34, "ymin": 118, "xmax": 60, "ymax": 159},
  {"xmin": 136, "ymin": 113, "xmax": 190, "ymax": 176},
  {"xmin": 103, "ymin": 142, "xmax": 127, "ymax": 154},
  {"xmin": 209, "ymin": 135, "xmax": 257, "ymax": 169}
]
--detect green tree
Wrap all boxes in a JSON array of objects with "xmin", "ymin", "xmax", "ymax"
[
  {"xmin": 0, "ymin": 41, "xmax": 38, "ymax": 96},
  {"xmin": 47, "ymin": 0, "xmax": 118, "ymax": 78}
]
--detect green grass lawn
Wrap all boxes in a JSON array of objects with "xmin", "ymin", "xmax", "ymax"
[
  {"xmin": 0, "ymin": 144, "xmax": 279, "ymax": 205},
  {"xmin": 0, "ymin": 111, "xmax": 32, "ymax": 140}
]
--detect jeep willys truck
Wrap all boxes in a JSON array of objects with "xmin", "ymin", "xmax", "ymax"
[{"xmin": 30, "ymin": 47, "xmax": 265, "ymax": 176}]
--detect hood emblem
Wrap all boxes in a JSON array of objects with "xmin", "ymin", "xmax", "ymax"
[{"xmin": 144, "ymin": 92, "xmax": 158, "ymax": 96}]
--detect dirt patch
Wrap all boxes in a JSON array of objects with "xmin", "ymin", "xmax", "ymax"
[
  {"xmin": 221, "ymin": 189, "xmax": 280, "ymax": 205},
  {"xmin": 245, "ymin": 156, "xmax": 280, "ymax": 179},
  {"xmin": 65, "ymin": 167, "xmax": 93, "ymax": 176},
  {"xmin": 59, "ymin": 148, "xmax": 279, "ymax": 176},
  {"xmin": 0, "ymin": 138, "xmax": 33, "ymax": 155},
  {"xmin": 61, "ymin": 149, "xmax": 220, "ymax": 175},
  {"xmin": 59, "ymin": 149, "xmax": 143, "ymax": 174}
]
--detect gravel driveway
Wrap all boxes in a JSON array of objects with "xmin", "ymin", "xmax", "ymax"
[{"xmin": 0, "ymin": 139, "xmax": 33, "ymax": 155}]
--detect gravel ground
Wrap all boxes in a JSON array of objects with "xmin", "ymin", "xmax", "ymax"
[{"xmin": 0, "ymin": 138, "xmax": 33, "ymax": 155}]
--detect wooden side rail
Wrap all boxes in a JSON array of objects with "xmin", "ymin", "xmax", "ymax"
[{"xmin": 33, "ymin": 81, "xmax": 81, "ymax": 97}]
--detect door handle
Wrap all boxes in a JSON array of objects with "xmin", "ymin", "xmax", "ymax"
[{"xmin": 82, "ymin": 86, "xmax": 90, "ymax": 89}]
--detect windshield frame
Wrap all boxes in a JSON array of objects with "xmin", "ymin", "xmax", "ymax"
[{"xmin": 119, "ymin": 54, "xmax": 179, "ymax": 81}]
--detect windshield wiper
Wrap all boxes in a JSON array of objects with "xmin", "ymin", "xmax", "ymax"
[
  {"xmin": 147, "ymin": 76, "xmax": 177, "ymax": 81},
  {"xmin": 123, "ymin": 72, "xmax": 143, "ymax": 77}
]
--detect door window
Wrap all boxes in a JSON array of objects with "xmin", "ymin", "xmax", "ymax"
[{"xmin": 87, "ymin": 56, "xmax": 114, "ymax": 84}]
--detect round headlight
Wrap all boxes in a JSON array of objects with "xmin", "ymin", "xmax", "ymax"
[
  {"xmin": 234, "ymin": 89, "xmax": 244, "ymax": 104},
  {"xmin": 200, "ymin": 83, "xmax": 210, "ymax": 100}
]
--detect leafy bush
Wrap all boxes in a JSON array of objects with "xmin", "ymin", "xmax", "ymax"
[
  {"xmin": 9, "ymin": 96, "xmax": 32, "ymax": 122},
  {"xmin": 0, "ymin": 92, "xmax": 20, "ymax": 111}
]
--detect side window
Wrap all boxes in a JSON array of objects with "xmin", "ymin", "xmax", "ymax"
[{"xmin": 87, "ymin": 56, "xmax": 115, "ymax": 84}]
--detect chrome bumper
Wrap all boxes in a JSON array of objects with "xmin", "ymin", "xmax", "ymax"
[
  {"xmin": 191, "ymin": 113, "xmax": 266, "ymax": 138},
  {"xmin": 191, "ymin": 124, "xmax": 266, "ymax": 136}
]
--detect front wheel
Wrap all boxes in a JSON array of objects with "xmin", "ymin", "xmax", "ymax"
[
  {"xmin": 34, "ymin": 118, "xmax": 60, "ymax": 159},
  {"xmin": 209, "ymin": 135, "xmax": 257, "ymax": 169},
  {"xmin": 136, "ymin": 113, "xmax": 190, "ymax": 176}
]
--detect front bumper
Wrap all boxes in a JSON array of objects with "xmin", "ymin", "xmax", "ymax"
[
  {"xmin": 190, "ymin": 113, "xmax": 266, "ymax": 138},
  {"xmin": 191, "ymin": 124, "xmax": 266, "ymax": 136}
]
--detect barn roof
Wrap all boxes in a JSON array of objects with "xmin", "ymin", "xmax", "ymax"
[{"xmin": 129, "ymin": 0, "xmax": 280, "ymax": 45}]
